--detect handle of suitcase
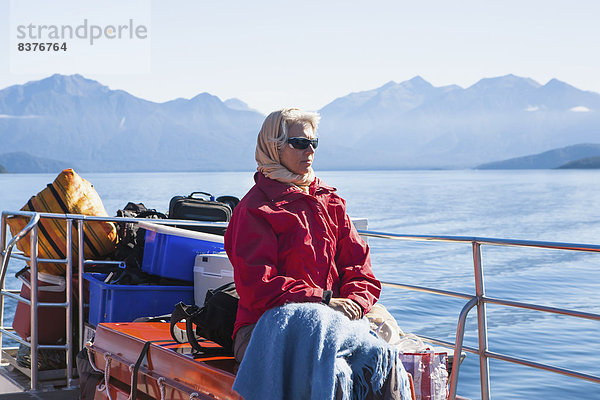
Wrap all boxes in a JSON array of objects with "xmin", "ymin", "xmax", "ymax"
[{"xmin": 189, "ymin": 192, "xmax": 215, "ymax": 201}]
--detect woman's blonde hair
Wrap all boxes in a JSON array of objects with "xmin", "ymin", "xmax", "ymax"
[{"xmin": 273, "ymin": 108, "xmax": 321, "ymax": 150}]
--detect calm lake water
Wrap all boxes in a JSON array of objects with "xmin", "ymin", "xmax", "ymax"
[{"xmin": 1, "ymin": 169, "xmax": 599, "ymax": 399}]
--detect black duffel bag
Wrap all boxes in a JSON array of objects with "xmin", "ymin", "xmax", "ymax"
[
  {"xmin": 170, "ymin": 281, "xmax": 239, "ymax": 355},
  {"xmin": 168, "ymin": 192, "xmax": 239, "ymax": 235}
]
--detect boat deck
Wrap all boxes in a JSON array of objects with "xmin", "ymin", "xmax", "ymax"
[
  {"xmin": 0, "ymin": 363, "xmax": 78, "ymax": 399},
  {"xmin": 0, "ymin": 388, "xmax": 79, "ymax": 399}
]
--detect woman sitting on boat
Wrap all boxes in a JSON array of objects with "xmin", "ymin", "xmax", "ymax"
[{"xmin": 224, "ymin": 108, "xmax": 411, "ymax": 400}]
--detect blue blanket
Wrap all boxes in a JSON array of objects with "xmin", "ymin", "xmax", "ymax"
[{"xmin": 233, "ymin": 303, "xmax": 412, "ymax": 400}]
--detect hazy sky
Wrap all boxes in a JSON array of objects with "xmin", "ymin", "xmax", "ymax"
[{"xmin": 1, "ymin": 0, "xmax": 599, "ymax": 114}]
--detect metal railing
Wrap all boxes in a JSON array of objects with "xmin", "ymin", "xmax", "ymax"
[
  {"xmin": 1, "ymin": 211, "xmax": 599, "ymax": 397},
  {"xmin": 0, "ymin": 210, "xmax": 226, "ymax": 391},
  {"xmin": 358, "ymin": 230, "xmax": 600, "ymax": 400}
]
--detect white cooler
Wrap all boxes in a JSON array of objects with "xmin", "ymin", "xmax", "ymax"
[{"xmin": 193, "ymin": 253, "xmax": 234, "ymax": 305}]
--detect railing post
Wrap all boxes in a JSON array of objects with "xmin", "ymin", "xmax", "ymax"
[
  {"xmin": 29, "ymin": 223, "xmax": 39, "ymax": 391},
  {"xmin": 473, "ymin": 242, "xmax": 490, "ymax": 400},
  {"xmin": 66, "ymin": 219, "xmax": 74, "ymax": 387},
  {"xmin": 77, "ymin": 219, "xmax": 85, "ymax": 351},
  {"xmin": 448, "ymin": 297, "xmax": 478, "ymax": 399},
  {"xmin": 0, "ymin": 213, "xmax": 7, "ymax": 363}
]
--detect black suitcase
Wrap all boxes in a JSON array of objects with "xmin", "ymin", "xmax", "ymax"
[{"xmin": 168, "ymin": 192, "xmax": 239, "ymax": 235}]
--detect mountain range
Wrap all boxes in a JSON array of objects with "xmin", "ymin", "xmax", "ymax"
[
  {"xmin": 476, "ymin": 143, "xmax": 600, "ymax": 169},
  {"xmin": 558, "ymin": 155, "xmax": 600, "ymax": 169},
  {"xmin": 0, "ymin": 74, "xmax": 599, "ymax": 172},
  {"xmin": 0, "ymin": 74, "xmax": 263, "ymax": 172},
  {"xmin": 317, "ymin": 75, "xmax": 600, "ymax": 169},
  {"xmin": 0, "ymin": 152, "xmax": 76, "ymax": 173}
]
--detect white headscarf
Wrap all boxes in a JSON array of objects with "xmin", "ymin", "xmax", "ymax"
[{"xmin": 255, "ymin": 108, "xmax": 315, "ymax": 186}]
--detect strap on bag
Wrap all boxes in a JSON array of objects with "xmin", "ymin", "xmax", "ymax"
[
  {"xmin": 170, "ymin": 303, "xmax": 202, "ymax": 350},
  {"xmin": 169, "ymin": 302, "xmax": 232, "ymax": 356}
]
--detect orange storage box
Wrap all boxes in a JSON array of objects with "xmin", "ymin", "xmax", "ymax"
[{"xmin": 89, "ymin": 322, "xmax": 242, "ymax": 400}]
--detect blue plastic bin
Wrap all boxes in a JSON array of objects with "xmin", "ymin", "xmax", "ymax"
[
  {"xmin": 139, "ymin": 221, "xmax": 225, "ymax": 282},
  {"xmin": 84, "ymin": 273, "xmax": 194, "ymax": 326}
]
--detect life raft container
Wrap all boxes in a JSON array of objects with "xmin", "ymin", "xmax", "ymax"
[{"xmin": 88, "ymin": 322, "xmax": 242, "ymax": 400}]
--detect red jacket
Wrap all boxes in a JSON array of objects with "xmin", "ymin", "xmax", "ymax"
[{"xmin": 224, "ymin": 172, "xmax": 381, "ymax": 336}]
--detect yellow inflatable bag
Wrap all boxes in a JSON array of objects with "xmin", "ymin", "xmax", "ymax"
[{"xmin": 7, "ymin": 169, "xmax": 117, "ymax": 275}]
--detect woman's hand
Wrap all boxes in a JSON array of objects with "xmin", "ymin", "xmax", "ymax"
[{"xmin": 328, "ymin": 298, "xmax": 362, "ymax": 320}]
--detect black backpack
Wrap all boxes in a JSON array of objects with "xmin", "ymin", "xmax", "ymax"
[
  {"xmin": 114, "ymin": 202, "xmax": 167, "ymax": 269},
  {"xmin": 170, "ymin": 282, "xmax": 239, "ymax": 355}
]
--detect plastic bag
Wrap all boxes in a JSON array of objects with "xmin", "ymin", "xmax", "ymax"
[
  {"xmin": 399, "ymin": 351, "xmax": 448, "ymax": 400},
  {"xmin": 366, "ymin": 304, "xmax": 448, "ymax": 400}
]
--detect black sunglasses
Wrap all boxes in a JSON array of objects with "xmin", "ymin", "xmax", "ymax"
[{"xmin": 288, "ymin": 137, "xmax": 319, "ymax": 150}]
